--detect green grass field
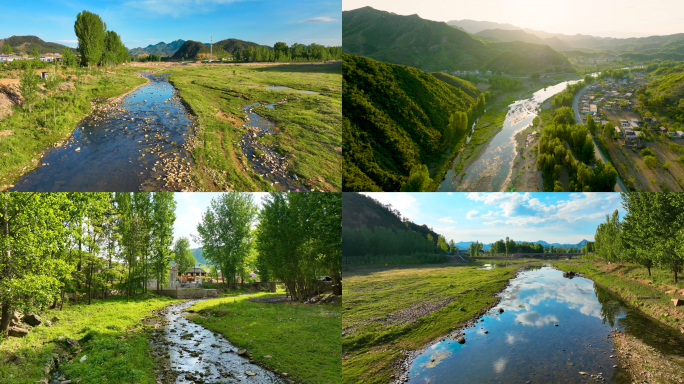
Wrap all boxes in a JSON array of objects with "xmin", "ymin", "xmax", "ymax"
[
  {"xmin": 0, "ymin": 294, "xmax": 181, "ymax": 384},
  {"xmin": 159, "ymin": 63, "xmax": 342, "ymax": 192},
  {"xmin": 188, "ymin": 290, "xmax": 342, "ymax": 384},
  {"xmin": 342, "ymin": 260, "xmax": 536, "ymax": 384},
  {"xmin": 0, "ymin": 66, "xmax": 149, "ymax": 189}
]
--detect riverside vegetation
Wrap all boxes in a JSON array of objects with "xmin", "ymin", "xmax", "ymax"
[{"xmin": 159, "ymin": 63, "xmax": 341, "ymax": 192}]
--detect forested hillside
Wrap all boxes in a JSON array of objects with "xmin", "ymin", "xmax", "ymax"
[
  {"xmin": 171, "ymin": 40, "xmax": 231, "ymax": 59},
  {"xmin": 342, "ymin": 193, "xmax": 448, "ymax": 262},
  {"xmin": 343, "ymin": 53, "xmax": 483, "ymax": 191},
  {"xmin": 342, "ymin": 7, "xmax": 570, "ymax": 73},
  {"xmin": 637, "ymin": 63, "xmax": 684, "ymax": 126},
  {"xmin": 0, "ymin": 35, "xmax": 74, "ymax": 54}
]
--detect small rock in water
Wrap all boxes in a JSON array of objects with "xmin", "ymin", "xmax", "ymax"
[
  {"xmin": 456, "ymin": 336, "xmax": 466, "ymax": 344},
  {"xmin": 75, "ymin": 147, "xmax": 81, "ymax": 152},
  {"xmin": 245, "ymin": 371, "xmax": 256, "ymax": 376},
  {"xmin": 498, "ymin": 308, "xmax": 504, "ymax": 314}
]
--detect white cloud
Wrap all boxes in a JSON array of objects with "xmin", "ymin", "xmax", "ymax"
[
  {"xmin": 466, "ymin": 210, "xmax": 479, "ymax": 220},
  {"xmin": 438, "ymin": 216, "xmax": 456, "ymax": 224},
  {"xmin": 297, "ymin": 16, "xmax": 337, "ymax": 23}
]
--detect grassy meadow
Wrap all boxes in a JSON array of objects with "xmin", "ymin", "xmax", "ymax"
[
  {"xmin": 342, "ymin": 260, "xmax": 536, "ymax": 384},
  {"xmin": 0, "ymin": 65, "xmax": 150, "ymax": 189},
  {"xmin": 0, "ymin": 294, "xmax": 181, "ymax": 384},
  {"xmin": 159, "ymin": 63, "xmax": 342, "ymax": 192},
  {"xmin": 187, "ymin": 290, "xmax": 342, "ymax": 384}
]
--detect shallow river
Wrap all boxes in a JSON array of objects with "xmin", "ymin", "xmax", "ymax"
[
  {"xmin": 12, "ymin": 72, "xmax": 194, "ymax": 192},
  {"xmin": 153, "ymin": 299, "xmax": 283, "ymax": 384},
  {"xmin": 438, "ymin": 80, "xmax": 580, "ymax": 192},
  {"xmin": 406, "ymin": 266, "xmax": 684, "ymax": 384}
]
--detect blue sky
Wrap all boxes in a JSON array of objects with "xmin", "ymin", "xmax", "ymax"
[
  {"xmin": 361, "ymin": 192, "xmax": 625, "ymax": 244},
  {"xmin": 0, "ymin": 0, "xmax": 341, "ymax": 49},
  {"xmin": 173, "ymin": 192, "xmax": 270, "ymax": 248}
]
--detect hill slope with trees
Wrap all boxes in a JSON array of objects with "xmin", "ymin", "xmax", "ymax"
[
  {"xmin": 342, "ymin": 193, "xmax": 448, "ymax": 263},
  {"xmin": 0, "ymin": 35, "xmax": 75, "ymax": 55},
  {"xmin": 343, "ymin": 53, "xmax": 484, "ymax": 191},
  {"xmin": 342, "ymin": 7, "xmax": 570, "ymax": 73}
]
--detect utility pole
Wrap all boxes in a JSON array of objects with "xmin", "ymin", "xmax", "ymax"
[{"xmin": 210, "ymin": 36, "xmax": 213, "ymax": 62}]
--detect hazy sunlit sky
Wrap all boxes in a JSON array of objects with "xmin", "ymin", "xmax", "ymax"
[
  {"xmin": 1, "ymin": 0, "xmax": 341, "ymax": 49},
  {"xmin": 173, "ymin": 192, "xmax": 270, "ymax": 248},
  {"xmin": 343, "ymin": 0, "xmax": 684, "ymax": 38},
  {"xmin": 361, "ymin": 192, "xmax": 625, "ymax": 245}
]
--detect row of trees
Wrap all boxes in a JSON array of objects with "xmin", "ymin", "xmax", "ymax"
[
  {"xmin": 0, "ymin": 192, "xmax": 176, "ymax": 338},
  {"xmin": 237, "ymin": 43, "xmax": 341, "ymax": 62},
  {"xmin": 342, "ymin": 225, "xmax": 446, "ymax": 259},
  {"xmin": 595, "ymin": 193, "xmax": 684, "ymax": 283},
  {"xmin": 74, "ymin": 10, "xmax": 129, "ymax": 67},
  {"xmin": 488, "ymin": 75, "xmax": 523, "ymax": 91}
]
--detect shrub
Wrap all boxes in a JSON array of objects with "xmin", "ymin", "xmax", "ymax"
[
  {"xmin": 640, "ymin": 148, "xmax": 655, "ymax": 157},
  {"xmin": 643, "ymin": 155, "xmax": 658, "ymax": 168}
]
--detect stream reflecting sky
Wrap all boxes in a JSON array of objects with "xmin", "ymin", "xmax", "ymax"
[{"xmin": 406, "ymin": 266, "xmax": 684, "ymax": 384}]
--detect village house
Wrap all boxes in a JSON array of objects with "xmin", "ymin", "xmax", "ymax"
[{"xmin": 179, "ymin": 267, "xmax": 207, "ymax": 282}]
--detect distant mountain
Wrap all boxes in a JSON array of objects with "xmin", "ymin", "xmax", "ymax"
[
  {"xmin": 342, "ymin": 7, "xmax": 570, "ymax": 73},
  {"xmin": 0, "ymin": 35, "xmax": 74, "ymax": 55},
  {"xmin": 170, "ymin": 38, "xmax": 268, "ymax": 60},
  {"xmin": 129, "ymin": 39, "xmax": 185, "ymax": 57},
  {"xmin": 190, "ymin": 248, "xmax": 206, "ymax": 266},
  {"xmin": 454, "ymin": 240, "xmax": 589, "ymax": 251},
  {"xmin": 475, "ymin": 29, "xmax": 546, "ymax": 45},
  {"xmin": 448, "ymin": 19, "xmax": 521, "ymax": 34}
]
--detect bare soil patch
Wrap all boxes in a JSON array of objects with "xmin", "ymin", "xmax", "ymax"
[{"xmin": 612, "ymin": 329, "xmax": 684, "ymax": 384}]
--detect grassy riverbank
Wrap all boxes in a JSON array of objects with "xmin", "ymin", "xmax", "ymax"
[
  {"xmin": 0, "ymin": 66, "xmax": 149, "ymax": 189},
  {"xmin": 342, "ymin": 260, "xmax": 536, "ymax": 384},
  {"xmin": 0, "ymin": 294, "xmax": 181, "ymax": 384},
  {"xmin": 159, "ymin": 63, "xmax": 342, "ymax": 192},
  {"xmin": 187, "ymin": 290, "xmax": 342, "ymax": 384}
]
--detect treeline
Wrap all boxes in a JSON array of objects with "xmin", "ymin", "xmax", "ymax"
[
  {"xmin": 237, "ymin": 43, "xmax": 341, "ymax": 62},
  {"xmin": 256, "ymin": 193, "xmax": 342, "ymax": 299},
  {"xmin": 342, "ymin": 226, "xmax": 447, "ymax": 259},
  {"xmin": 595, "ymin": 193, "xmax": 684, "ymax": 283},
  {"xmin": 343, "ymin": 54, "xmax": 482, "ymax": 191},
  {"xmin": 489, "ymin": 237, "xmax": 583, "ymax": 254},
  {"xmin": 537, "ymin": 107, "xmax": 617, "ymax": 192},
  {"xmin": 133, "ymin": 54, "xmax": 162, "ymax": 62},
  {"xmin": 74, "ymin": 10, "xmax": 129, "ymax": 67},
  {"xmin": 551, "ymin": 75, "xmax": 595, "ymax": 108},
  {"xmin": 488, "ymin": 75, "xmax": 523, "ymax": 91},
  {"xmin": 0, "ymin": 192, "xmax": 177, "ymax": 338}
]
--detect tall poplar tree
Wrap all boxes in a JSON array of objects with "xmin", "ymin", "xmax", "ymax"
[
  {"xmin": 151, "ymin": 193, "xmax": 176, "ymax": 292},
  {"xmin": 74, "ymin": 10, "xmax": 106, "ymax": 68}
]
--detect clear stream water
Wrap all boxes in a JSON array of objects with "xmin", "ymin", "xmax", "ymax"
[
  {"xmin": 12, "ymin": 72, "xmax": 195, "ymax": 192},
  {"xmin": 406, "ymin": 266, "xmax": 684, "ymax": 384},
  {"xmin": 152, "ymin": 299, "xmax": 284, "ymax": 384},
  {"xmin": 438, "ymin": 80, "xmax": 580, "ymax": 192}
]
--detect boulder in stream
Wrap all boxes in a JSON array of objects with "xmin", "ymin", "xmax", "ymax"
[{"xmin": 456, "ymin": 336, "xmax": 466, "ymax": 344}]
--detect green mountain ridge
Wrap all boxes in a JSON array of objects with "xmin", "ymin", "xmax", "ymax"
[
  {"xmin": 170, "ymin": 38, "xmax": 268, "ymax": 60},
  {"xmin": 342, "ymin": 6, "xmax": 570, "ymax": 73},
  {"xmin": 129, "ymin": 39, "xmax": 186, "ymax": 57}
]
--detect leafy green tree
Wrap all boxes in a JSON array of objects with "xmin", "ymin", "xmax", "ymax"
[
  {"xmin": 0, "ymin": 193, "xmax": 78, "ymax": 338},
  {"xmin": 603, "ymin": 122, "xmax": 614, "ymax": 138},
  {"xmin": 531, "ymin": 72, "xmax": 540, "ymax": 82},
  {"xmin": 401, "ymin": 164, "xmax": 432, "ymax": 192},
  {"xmin": 1, "ymin": 44, "xmax": 11, "ymax": 55},
  {"xmin": 196, "ymin": 193, "xmax": 258, "ymax": 289},
  {"xmin": 469, "ymin": 241, "xmax": 483, "ymax": 258},
  {"xmin": 151, "ymin": 193, "xmax": 176, "ymax": 292},
  {"xmin": 61, "ymin": 47, "xmax": 77, "ymax": 68},
  {"xmin": 622, "ymin": 193, "xmax": 684, "ymax": 282},
  {"xmin": 173, "ymin": 237, "xmax": 195, "ymax": 277},
  {"xmin": 586, "ymin": 115, "xmax": 596, "ymax": 134},
  {"xmin": 74, "ymin": 10, "xmax": 106, "ymax": 68},
  {"xmin": 30, "ymin": 45, "xmax": 39, "ymax": 59},
  {"xmin": 19, "ymin": 62, "xmax": 39, "ymax": 112},
  {"xmin": 643, "ymin": 155, "xmax": 658, "ymax": 168}
]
